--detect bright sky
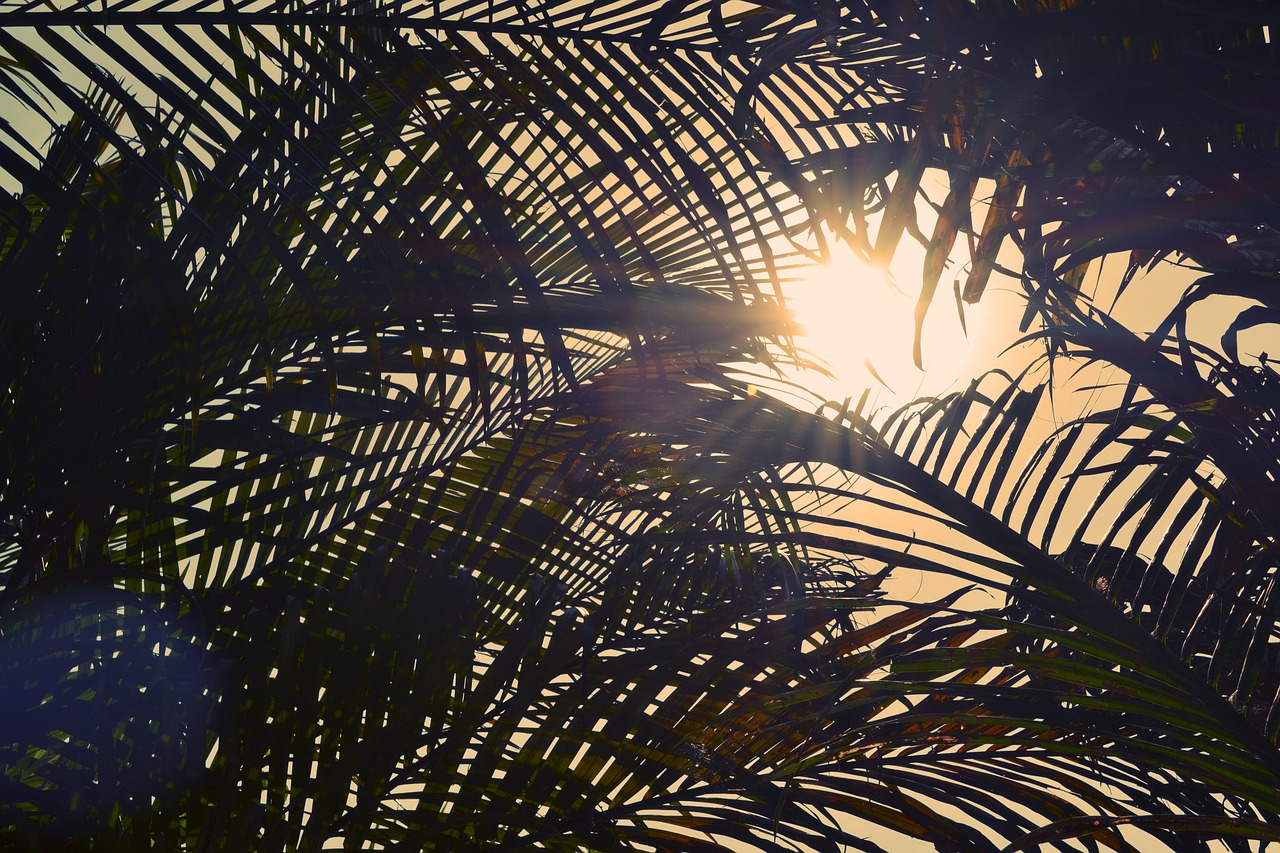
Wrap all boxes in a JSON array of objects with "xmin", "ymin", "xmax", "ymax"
[{"xmin": 782, "ymin": 233, "xmax": 1030, "ymax": 412}]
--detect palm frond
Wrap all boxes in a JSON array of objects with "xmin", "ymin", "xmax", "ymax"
[{"xmin": 5, "ymin": 1, "xmax": 1280, "ymax": 850}]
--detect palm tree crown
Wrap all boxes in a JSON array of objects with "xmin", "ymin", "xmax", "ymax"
[{"xmin": 2, "ymin": 1, "xmax": 1279, "ymax": 850}]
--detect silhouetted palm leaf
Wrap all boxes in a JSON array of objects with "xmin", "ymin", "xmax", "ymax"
[{"xmin": 4, "ymin": 1, "xmax": 1280, "ymax": 851}]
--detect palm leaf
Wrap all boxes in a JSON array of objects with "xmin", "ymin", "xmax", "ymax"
[{"xmin": 4, "ymin": 1, "xmax": 1280, "ymax": 850}]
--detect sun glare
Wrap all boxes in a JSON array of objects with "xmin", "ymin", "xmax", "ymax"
[{"xmin": 786, "ymin": 239, "xmax": 981, "ymax": 403}]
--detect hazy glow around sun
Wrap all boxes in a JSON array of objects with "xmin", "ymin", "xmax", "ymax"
[{"xmin": 786, "ymin": 238, "xmax": 981, "ymax": 403}]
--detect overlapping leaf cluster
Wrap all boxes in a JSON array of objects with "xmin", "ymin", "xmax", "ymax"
[
  {"xmin": 737, "ymin": 0, "xmax": 1280, "ymax": 361},
  {"xmin": 2, "ymin": 1, "xmax": 1279, "ymax": 851}
]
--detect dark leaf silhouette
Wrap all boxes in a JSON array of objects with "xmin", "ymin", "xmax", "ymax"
[{"xmin": 2, "ymin": 1, "xmax": 1279, "ymax": 850}]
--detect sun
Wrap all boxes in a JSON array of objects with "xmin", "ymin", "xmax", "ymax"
[
  {"xmin": 785, "ymin": 238, "xmax": 978, "ymax": 402},
  {"xmin": 786, "ymin": 240, "xmax": 916, "ymax": 395}
]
